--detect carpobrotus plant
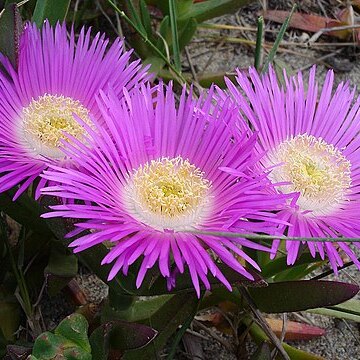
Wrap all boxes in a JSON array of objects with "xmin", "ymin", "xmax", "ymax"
[{"xmin": 1, "ymin": 2, "xmax": 360, "ymax": 359}]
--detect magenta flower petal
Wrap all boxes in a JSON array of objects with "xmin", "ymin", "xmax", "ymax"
[
  {"xmin": 40, "ymin": 84, "xmax": 287, "ymax": 295},
  {"xmin": 0, "ymin": 21, "xmax": 149, "ymax": 199},
  {"xmin": 222, "ymin": 66, "xmax": 360, "ymax": 271}
]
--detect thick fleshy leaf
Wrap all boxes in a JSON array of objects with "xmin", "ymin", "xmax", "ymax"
[
  {"xmin": 169, "ymin": 0, "xmax": 181, "ymax": 70},
  {"xmin": 32, "ymin": 0, "xmax": 70, "ymax": 27},
  {"xmin": 272, "ymin": 262, "xmax": 323, "ymax": 282},
  {"xmin": 32, "ymin": 332, "xmax": 67, "ymax": 359},
  {"xmin": 0, "ymin": 3, "xmax": 22, "ymax": 70},
  {"xmin": 55, "ymin": 314, "xmax": 91, "ymax": 352},
  {"xmin": 102, "ymin": 295, "xmax": 172, "ymax": 324},
  {"xmin": 146, "ymin": 0, "xmax": 192, "ymax": 17},
  {"xmin": 199, "ymin": 288, "xmax": 241, "ymax": 310},
  {"xmin": 147, "ymin": 0, "xmax": 253, "ymax": 24},
  {"xmin": 249, "ymin": 280, "xmax": 359, "ymax": 313},
  {"xmin": 261, "ymin": 253, "xmax": 323, "ymax": 279},
  {"xmin": 0, "ymin": 301, "xmax": 20, "ymax": 342},
  {"xmin": 90, "ymin": 321, "xmax": 157, "ymax": 359},
  {"xmin": 0, "ymin": 188, "xmax": 52, "ymax": 236},
  {"xmin": 197, "ymin": 71, "xmax": 236, "ymax": 88},
  {"xmin": 44, "ymin": 246, "xmax": 78, "ymax": 296},
  {"xmin": 0, "ymin": 289, "xmax": 20, "ymax": 341},
  {"xmin": 179, "ymin": 0, "xmax": 254, "ymax": 22},
  {"xmin": 178, "ymin": 18, "xmax": 197, "ymax": 50},
  {"xmin": 141, "ymin": 265, "xmax": 266, "ymax": 296},
  {"xmin": 281, "ymin": 344, "xmax": 325, "ymax": 360},
  {"xmin": 122, "ymin": 293, "xmax": 198, "ymax": 359},
  {"xmin": 139, "ymin": 0, "xmax": 153, "ymax": 41},
  {"xmin": 89, "ymin": 324, "xmax": 110, "ymax": 360},
  {"xmin": 41, "ymin": 209, "xmax": 137, "ymax": 298},
  {"xmin": 32, "ymin": 314, "xmax": 91, "ymax": 360},
  {"xmin": 308, "ymin": 299, "xmax": 360, "ymax": 323}
]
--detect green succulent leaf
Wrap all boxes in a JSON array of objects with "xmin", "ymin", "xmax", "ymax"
[
  {"xmin": 55, "ymin": 314, "xmax": 91, "ymax": 352},
  {"xmin": 272, "ymin": 263, "xmax": 323, "ymax": 282},
  {"xmin": 308, "ymin": 298, "xmax": 360, "ymax": 323},
  {"xmin": 90, "ymin": 320, "xmax": 157, "ymax": 359},
  {"xmin": 0, "ymin": 2, "xmax": 22, "ymax": 70},
  {"xmin": 149, "ymin": 0, "xmax": 252, "ymax": 23},
  {"xmin": 32, "ymin": 0, "xmax": 70, "ymax": 27},
  {"xmin": 102, "ymin": 295, "xmax": 172, "ymax": 323},
  {"xmin": 199, "ymin": 287, "xmax": 243, "ymax": 310},
  {"xmin": 32, "ymin": 314, "xmax": 91, "ymax": 360},
  {"xmin": 157, "ymin": 15, "xmax": 171, "ymax": 51},
  {"xmin": 178, "ymin": 17, "xmax": 197, "ymax": 50},
  {"xmin": 179, "ymin": 0, "xmax": 254, "ymax": 23},
  {"xmin": 249, "ymin": 280, "xmax": 359, "ymax": 313},
  {"xmin": 139, "ymin": 265, "xmax": 266, "ymax": 296},
  {"xmin": 122, "ymin": 293, "xmax": 198, "ymax": 360},
  {"xmin": 32, "ymin": 332, "xmax": 67, "ymax": 359},
  {"xmin": 0, "ymin": 288, "xmax": 20, "ymax": 341},
  {"xmin": 0, "ymin": 188, "xmax": 52, "ymax": 236},
  {"xmin": 44, "ymin": 246, "xmax": 78, "ymax": 296},
  {"xmin": 139, "ymin": 0, "xmax": 154, "ymax": 41},
  {"xmin": 261, "ymin": 253, "xmax": 324, "ymax": 280},
  {"xmin": 169, "ymin": 0, "xmax": 181, "ymax": 70}
]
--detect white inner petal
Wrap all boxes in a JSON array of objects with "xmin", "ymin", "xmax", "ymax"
[
  {"xmin": 122, "ymin": 156, "xmax": 213, "ymax": 231},
  {"xmin": 267, "ymin": 134, "xmax": 351, "ymax": 216},
  {"xmin": 19, "ymin": 94, "xmax": 91, "ymax": 159}
]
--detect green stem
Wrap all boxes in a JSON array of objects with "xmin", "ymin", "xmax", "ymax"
[
  {"xmin": 239, "ymin": 287, "xmax": 290, "ymax": 360},
  {"xmin": 168, "ymin": 0, "xmax": 181, "ymax": 72},
  {"xmin": 262, "ymin": 4, "xmax": 297, "ymax": 74},
  {"xmin": 186, "ymin": 230, "xmax": 360, "ymax": 243},
  {"xmin": 254, "ymin": 16, "xmax": 264, "ymax": 71}
]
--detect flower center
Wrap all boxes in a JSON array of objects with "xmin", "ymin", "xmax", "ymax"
[
  {"xmin": 268, "ymin": 134, "xmax": 351, "ymax": 216},
  {"xmin": 123, "ymin": 156, "xmax": 212, "ymax": 231},
  {"xmin": 21, "ymin": 94, "xmax": 91, "ymax": 159}
]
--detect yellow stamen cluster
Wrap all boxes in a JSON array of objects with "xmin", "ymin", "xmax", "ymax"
[
  {"xmin": 22, "ymin": 94, "xmax": 91, "ymax": 158},
  {"xmin": 269, "ymin": 134, "xmax": 351, "ymax": 215},
  {"xmin": 131, "ymin": 156, "xmax": 211, "ymax": 218}
]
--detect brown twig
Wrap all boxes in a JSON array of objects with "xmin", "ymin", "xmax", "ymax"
[
  {"xmin": 184, "ymin": 46, "xmax": 200, "ymax": 85},
  {"xmin": 239, "ymin": 287, "xmax": 290, "ymax": 360},
  {"xmin": 193, "ymin": 319, "xmax": 235, "ymax": 353}
]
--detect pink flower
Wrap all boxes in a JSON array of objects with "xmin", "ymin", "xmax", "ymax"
[
  {"xmin": 0, "ymin": 21, "xmax": 149, "ymax": 199},
  {"xmin": 222, "ymin": 66, "xmax": 360, "ymax": 271},
  {"xmin": 41, "ymin": 84, "xmax": 286, "ymax": 296}
]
